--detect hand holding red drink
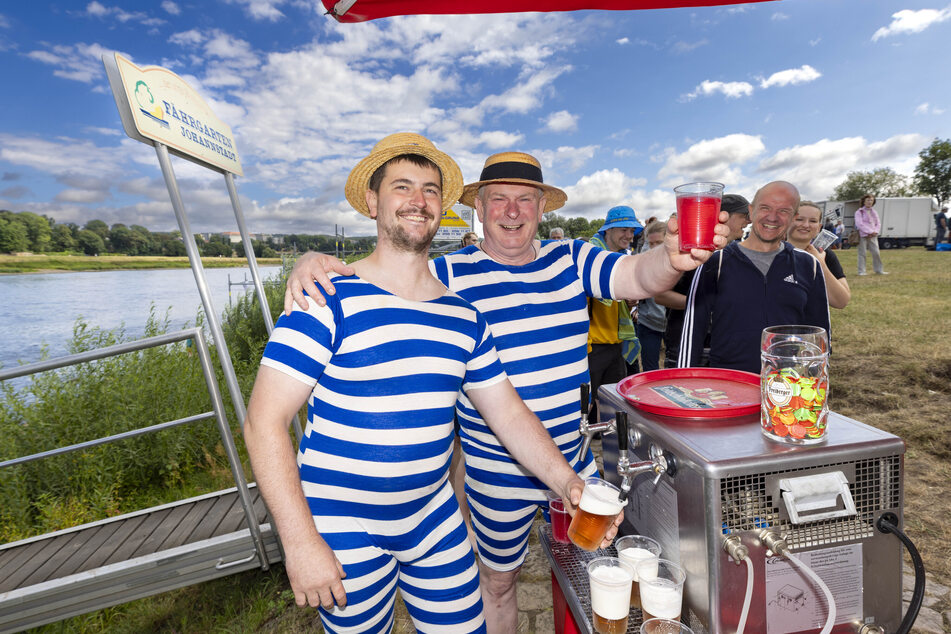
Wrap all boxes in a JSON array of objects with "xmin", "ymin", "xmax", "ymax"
[{"xmin": 675, "ymin": 182, "xmax": 724, "ymax": 251}]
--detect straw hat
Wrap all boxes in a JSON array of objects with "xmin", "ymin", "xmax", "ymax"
[
  {"xmin": 344, "ymin": 132, "xmax": 463, "ymax": 218},
  {"xmin": 459, "ymin": 152, "xmax": 567, "ymax": 213}
]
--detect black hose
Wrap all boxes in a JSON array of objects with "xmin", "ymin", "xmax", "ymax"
[{"xmin": 876, "ymin": 512, "xmax": 925, "ymax": 634}]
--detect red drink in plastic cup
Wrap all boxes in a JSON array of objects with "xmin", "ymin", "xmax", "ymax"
[
  {"xmin": 549, "ymin": 496, "xmax": 570, "ymax": 543},
  {"xmin": 674, "ymin": 182, "xmax": 724, "ymax": 251}
]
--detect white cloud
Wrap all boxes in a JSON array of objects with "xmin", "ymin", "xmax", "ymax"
[
  {"xmin": 544, "ymin": 110, "xmax": 579, "ymax": 133},
  {"xmin": 672, "ymin": 39, "xmax": 708, "ymax": 54},
  {"xmin": 161, "ymin": 1, "xmax": 180, "ymax": 15},
  {"xmin": 55, "ymin": 188, "xmax": 111, "ymax": 203},
  {"xmin": 169, "ymin": 29, "xmax": 203, "ymax": 46},
  {"xmin": 25, "ymin": 42, "xmax": 111, "ymax": 83},
  {"xmin": 771, "ymin": 12, "xmax": 790, "ymax": 21},
  {"xmin": 757, "ymin": 133, "xmax": 928, "ymax": 201},
  {"xmin": 809, "ymin": 37, "xmax": 821, "ymax": 46},
  {"xmin": 657, "ymin": 133, "xmax": 766, "ymax": 185},
  {"xmin": 617, "ymin": 37, "xmax": 629, "ymax": 45},
  {"xmin": 562, "ymin": 168, "xmax": 649, "ymax": 220},
  {"xmin": 872, "ymin": 7, "xmax": 951, "ymax": 41},
  {"xmin": 478, "ymin": 130, "xmax": 525, "ymax": 149},
  {"xmin": 915, "ymin": 102, "xmax": 946, "ymax": 115},
  {"xmin": 683, "ymin": 79, "xmax": 754, "ymax": 101},
  {"xmin": 0, "ymin": 14, "xmax": 10, "ymax": 29},
  {"xmin": 759, "ymin": 64, "xmax": 821, "ymax": 89},
  {"xmin": 83, "ymin": 1, "xmax": 164, "ymax": 26},
  {"xmin": 222, "ymin": 0, "xmax": 286, "ymax": 22}
]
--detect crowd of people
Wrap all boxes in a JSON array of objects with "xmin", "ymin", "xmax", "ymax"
[{"xmin": 246, "ymin": 129, "xmax": 883, "ymax": 633}]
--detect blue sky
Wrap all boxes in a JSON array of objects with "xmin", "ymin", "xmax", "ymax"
[{"xmin": 0, "ymin": 1, "xmax": 948, "ymax": 236}]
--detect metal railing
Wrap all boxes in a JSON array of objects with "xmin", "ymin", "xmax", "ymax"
[{"xmin": 0, "ymin": 327, "xmax": 269, "ymax": 571}]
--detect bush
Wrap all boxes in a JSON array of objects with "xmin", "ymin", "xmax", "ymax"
[{"xmin": 0, "ymin": 299, "xmax": 275, "ymax": 541}]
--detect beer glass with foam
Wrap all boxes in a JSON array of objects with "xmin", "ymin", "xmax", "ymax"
[
  {"xmin": 636, "ymin": 558, "xmax": 686, "ymax": 622},
  {"xmin": 615, "ymin": 534, "xmax": 661, "ymax": 608},
  {"xmin": 587, "ymin": 557, "xmax": 635, "ymax": 634},
  {"xmin": 567, "ymin": 477, "xmax": 626, "ymax": 551}
]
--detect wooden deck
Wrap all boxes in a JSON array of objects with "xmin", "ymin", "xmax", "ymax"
[{"xmin": 0, "ymin": 485, "xmax": 282, "ymax": 633}]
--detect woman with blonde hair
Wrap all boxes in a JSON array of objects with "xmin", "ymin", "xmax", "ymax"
[{"xmin": 787, "ymin": 201, "xmax": 851, "ymax": 309}]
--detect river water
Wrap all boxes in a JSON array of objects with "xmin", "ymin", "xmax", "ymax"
[{"xmin": 0, "ymin": 266, "xmax": 282, "ymax": 372}]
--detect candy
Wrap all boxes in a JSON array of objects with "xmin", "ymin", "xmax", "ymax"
[{"xmin": 762, "ymin": 368, "xmax": 828, "ymax": 441}]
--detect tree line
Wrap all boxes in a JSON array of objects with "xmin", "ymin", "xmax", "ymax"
[{"xmin": 0, "ymin": 212, "xmax": 377, "ymax": 258}]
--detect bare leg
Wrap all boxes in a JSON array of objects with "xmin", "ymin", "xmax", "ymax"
[{"xmin": 480, "ymin": 562, "xmax": 520, "ymax": 634}]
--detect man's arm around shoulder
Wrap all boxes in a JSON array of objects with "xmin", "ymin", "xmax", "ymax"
[{"xmin": 244, "ymin": 365, "xmax": 347, "ymax": 610}]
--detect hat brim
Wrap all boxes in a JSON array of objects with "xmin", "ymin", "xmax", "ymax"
[
  {"xmin": 345, "ymin": 144, "xmax": 463, "ymax": 218},
  {"xmin": 459, "ymin": 179, "xmax": 567, "ymax": 213}
]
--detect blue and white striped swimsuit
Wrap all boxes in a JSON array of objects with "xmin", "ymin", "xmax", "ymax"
[
  {"xmin": 431, "ymin": 240, "xmax": 624, "ymax": 571},
  {"xmin": 262, "ymin": 274, "xmax": 506, "ymax": 633}
]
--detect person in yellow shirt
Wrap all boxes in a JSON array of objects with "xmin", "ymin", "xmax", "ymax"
[{"xmin": 587, "ymin": 206, "xmax": 643, "ymax": 418}]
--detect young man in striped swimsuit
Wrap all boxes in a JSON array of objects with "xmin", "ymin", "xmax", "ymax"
[
  {"xmin": 285, "ymin": 152, "xmax": 731, "ymax": 632},
  {"xmin": 244, "ymin": 135, "xmax": 588, "ymax": 633}
]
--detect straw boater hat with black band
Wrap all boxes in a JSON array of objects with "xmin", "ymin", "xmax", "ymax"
[
  {"xmin": 460, "ymin": 152, "xmax": 567, "ymax": 213},
  {"xmin": 344, "ymin": 132, "xmax": 464, "ymax": 218}
]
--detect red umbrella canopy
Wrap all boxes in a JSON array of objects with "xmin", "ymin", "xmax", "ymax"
[{"xmin": 322, "ymin": 0, "xmax": 773, "ymax": 23}]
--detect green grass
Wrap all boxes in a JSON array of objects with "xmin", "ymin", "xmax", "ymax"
[{"xmin": 0, "ymin": 254, "xmax": 283, "ymax": 274}]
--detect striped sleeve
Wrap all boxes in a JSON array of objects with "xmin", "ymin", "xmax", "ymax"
[
  {"xmin": 261, "ymin": 289, "xmax": 338, "ymax": 386},
  {"xmin": 571, "ymin": 239, "xmax": 625, "ymax": 300},
  {"xmin": 462, "ymin": 309, "xmax": 508, "ymax": 392}
]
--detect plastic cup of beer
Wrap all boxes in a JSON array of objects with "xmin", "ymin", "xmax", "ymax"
[
  {"xmin": 546, "ymin": 490, "xmax": 571, "ymax": 544},
  {"xmin": 640, "ymin": 617, "xmax": 695, "ymax": 634},
  {"xmin": 587, "ymin": 557, "xmax": 635, "ymax": 634},
  {"xmin": 674, "ymin": 182, "xmax": 724, "ymax": 251},
  {"xmin": 615, "ymin": 534, "xmax": 662, "ymax": 608},
  {"xmin": 567, "ymin": 477, "xmax": 626, "ymax": 551},
  {"xmin": 636, "ymin": 558, "xmax": 686, "ymax": 622}
]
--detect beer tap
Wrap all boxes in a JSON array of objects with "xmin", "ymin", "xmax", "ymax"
[
  {"xmin": 616, "ymin": 410, "xmax": 670, "ymax": 503},
  {"xmin": 578, "ymin": 383, "xmax": 616, "ymax": 460}
]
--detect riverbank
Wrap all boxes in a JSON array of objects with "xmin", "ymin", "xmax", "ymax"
[{"xmin": 0, "ymin": 254, "xmax": 285, "ymax": 274}]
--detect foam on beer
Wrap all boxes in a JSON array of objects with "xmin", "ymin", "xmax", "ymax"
[
  {"xmin": 618, "ymin": 547, "xmax": 657, "ymax": 581},
  {"xmin": 589, "ymin": 564, "xmax": 632, "ymax": 620},
  {"xmin": 640, "ymin": 578, "xmax": 682, "ymax": 619},
  {"xmin": 579, "ymin": 481, "xmax": 625, "ymax": 515}
]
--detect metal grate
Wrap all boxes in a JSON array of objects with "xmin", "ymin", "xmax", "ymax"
[
  {"xmin": 719, "ymin": 455, "xmax": 901, "ymax": 550},
  {"xmin": 539, "ymin": 524, "xmax": 705, "ymax": 633}
]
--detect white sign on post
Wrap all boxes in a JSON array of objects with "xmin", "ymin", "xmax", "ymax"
[{"xmin": 108, "ymin": 53, "xmax": 243, "ymax": 176}]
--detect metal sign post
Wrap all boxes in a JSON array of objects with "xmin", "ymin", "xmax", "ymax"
[{"xmin": 102, "ymin": 51, "xmax": 303, "ymax": 442}]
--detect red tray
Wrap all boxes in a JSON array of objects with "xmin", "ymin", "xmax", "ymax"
[{"xmin": 616, "ymin": 368, "xmax": 761, "ymax": 419}]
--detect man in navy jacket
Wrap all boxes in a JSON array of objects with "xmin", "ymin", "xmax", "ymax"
[{"xmin": 678, "ymin": 181, "xmax": 830, "ymax": 374}]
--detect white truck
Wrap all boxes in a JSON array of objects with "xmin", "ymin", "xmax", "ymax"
[{"xmin": 819, "ymin": 197, "xmax": 938, "ymax": 249}]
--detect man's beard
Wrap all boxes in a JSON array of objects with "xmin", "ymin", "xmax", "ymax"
[{"xmin": 381, "ymin": 211, "xmax": 438, "ymax": 254}]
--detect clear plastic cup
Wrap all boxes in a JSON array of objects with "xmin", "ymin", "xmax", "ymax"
[
  {"xmin": 546, "ymin": 490, "xmax": 570, "ymax": 544},
  {"xmin": 636, "ymin": 558, "xmax": 686, "ymax": 623},
  {"xmin": 640, "ymin": 617, "xmax": 695, "ymax": 634},
  {"xmin": 615, "ymin": 534, "xmax": 662, "ymax": 608},
  {"xmin": 567, "ymin": 477, "xmax": 626, "ymax": 551},
  {"xmin": 674, "ymin": 182, "xmax": 724, "ymax": 251},
  {"xmin": 587, "ymin": 557, "xmax": 635, "ymax": 634}
]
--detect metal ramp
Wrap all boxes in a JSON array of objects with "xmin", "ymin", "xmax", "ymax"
[
  {"xmin": 0, "ymin": 329, "xmax": 280, "ymax": 633},
  {"xmin": 0, "ymin": 487, "xmax": 282, "ymax": 633}
]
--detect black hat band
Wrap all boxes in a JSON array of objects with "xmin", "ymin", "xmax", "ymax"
[{"xmin": 479, "ymin": 161, "xmax": 544, "ymax": 184}]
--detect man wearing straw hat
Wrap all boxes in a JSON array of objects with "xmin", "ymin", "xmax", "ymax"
[
  {"xmin": 285, "ymin": 150, "xmax": 730, "ymax": 631},
  {"xmin": 244, "ymin": 134, "xmax": 588, "ymax": 633}
]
